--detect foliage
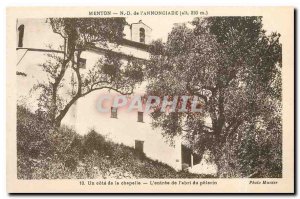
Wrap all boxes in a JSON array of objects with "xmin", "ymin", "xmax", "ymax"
[
  {"xmin": 17, "ymin": 106, "xmax": 54, "ymax": 159},
  {"xmin": 32, "ymin": 18, "xmax": 144, "ymax": 127},
  {"xmin": 146, "ymin": 17, "xmax": 282, "ymax": 177},
  {"xmin": 17, "ymin": 106, "xmax": 209, "ymax": 179}
]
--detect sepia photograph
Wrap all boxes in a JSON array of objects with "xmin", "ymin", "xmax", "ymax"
[{"xmin": 6, "ymin": 6, "xmax": 294, "ymax": 193}]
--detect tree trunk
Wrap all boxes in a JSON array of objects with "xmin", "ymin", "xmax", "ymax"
[
  {"xmin": 50, "ymin": 83, "xmax": 57, "ymax": 124},
  {"xmin": 54, "ymin": 95, "xmax": 79, "ymax": 127}
]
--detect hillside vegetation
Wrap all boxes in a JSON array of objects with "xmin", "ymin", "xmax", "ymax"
[{"xmin": 17, "ymin": 106, "xmax": 209, "ymax": 179}]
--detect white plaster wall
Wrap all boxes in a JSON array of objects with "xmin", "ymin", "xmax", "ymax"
[
  {"xmin": 17, "ymin": 51, "xmax": 51, "ymax": 110},
  {"xmin": 123, "ymin": 25, "xmax": 131, "ymax": 40},
  {"xmin": 16, "ymin": 19, "xmax": 182, "ymax": 171},
  {"xmin": 66, "ymin": 50, "xmax": 182, "ymax": 170},
  {"xmin": 16, "ymin": 18, "xmax": 64, "ymax": 50},
  {"xmin": 67, "ymin": 90, "xmax": 182, "ymax": 170},
  {"xmin": 93, "ymin": 42, "xmax": 150, "ymax": 60},
  {"xmin": 17, "ymin": 50, "xmax": 182, "ymax": 170},
  {"xmin": 131, "ymin": 23, "xmax": 152, "ymax": 44}
]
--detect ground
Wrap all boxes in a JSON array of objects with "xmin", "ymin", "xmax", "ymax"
[{"xmin": 17, "ymin": 106, "xmax": 213, "ymax": 179}]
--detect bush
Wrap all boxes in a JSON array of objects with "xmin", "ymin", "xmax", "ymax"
[
  {"xmin": 17, "ymin": 105, "xmax": 211, "ymax": 179},
  {"xmin": 17, "ymin": 106, "xmax": 54, "ymax": 158},
  {"xmin": 83, "ymin": 130, "xmax": 106, "ymax": 154},
  {"xmin": 217, "ymin": 126, "xmax": 282, "ymax": 178}
]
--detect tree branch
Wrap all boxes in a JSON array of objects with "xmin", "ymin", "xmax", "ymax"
[{"xmin": 186, "ymin": 82, "xmax": 208, "ymax": 103}]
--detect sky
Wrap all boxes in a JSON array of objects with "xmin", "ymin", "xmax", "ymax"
[
  {"xmin": 126, "ymin": 15, "xmax": 196, "ymax": 42},
  {"xmin": 126, "ymin": 15, "xmax": 283, "ymax": 43}
]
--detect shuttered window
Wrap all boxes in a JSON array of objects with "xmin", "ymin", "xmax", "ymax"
[
  {"xmin": 137, "ymin": 112, "xmax": 143, "ymax": 122},
  {"xmin": 111, "ymin": 107, "xmax": 117, "ymax": 118}
]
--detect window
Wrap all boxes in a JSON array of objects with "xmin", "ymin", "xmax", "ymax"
[
  {"xmin": 18, "ymin": 25, "xmax": 25, "ymax": 47},
  {"xmin": 135, "ymin": 140, "xmax": 144, "ymax": 154},
  {"xmin": 78, "ymin": 58, "xmax": 86, "ymax": 69},
  {"xmin": 111, "ymin": 107, "xmax": 118, "ymax": 118},
  {"xmin": 137, "ymin": 112, "xmax": 143, "ymax": 123},
  {"xmin": 139, "ymin": 27, "xmax": 145, "ymax": 43}
]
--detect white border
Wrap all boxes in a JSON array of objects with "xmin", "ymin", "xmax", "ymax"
[{"xmin": 1, "ymin": 0, "xmax": 299, "ymax": 198}]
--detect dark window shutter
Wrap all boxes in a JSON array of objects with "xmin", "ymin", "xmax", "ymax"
[
  {"xmin": 18, "ymin": 25, "xmax": 25, "ymax": 47},
  {"xmin": 139, "ymin": 28, "xmax": 145, "ymax": 43},
  {"xmin": 135, "ymin": 140, "xmax": 144, "ymax": 154},
  {"xmin": 111, "ymin": 107, "xmax": 118, "ymax": 118},
  {"xmin": 137, "ymin": 112, "xmax": 143, "ymax": 122}
]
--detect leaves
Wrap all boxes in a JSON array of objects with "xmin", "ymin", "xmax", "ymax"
[
  {"xmin": 32, "ymin": 18, "xmax": 144, "ymax": 126},
  {"xmin": 146, "ymin": 17, "xmax": 282, "ymax": 177},
  {"xmin": 17, "ymin": 107, "xmax": 210, "ymax": 179}
]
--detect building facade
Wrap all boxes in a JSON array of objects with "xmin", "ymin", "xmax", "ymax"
[{"xmin": 16, "ymin": 18, "xmax": 184, "ymax": 171}]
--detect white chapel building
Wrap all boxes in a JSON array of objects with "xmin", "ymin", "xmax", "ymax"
[{"xmin": 16, "ymin": 18, "xmax": 214, "ymax": 173}]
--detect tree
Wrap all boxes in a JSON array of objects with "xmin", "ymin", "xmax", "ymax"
[
  {"xmin": 146, "ymin": 17, "xmax": 282, "ymax": 177},
  {"xmin": 33, "ymin": 18, "xmax": 144, "ymax": 127}
]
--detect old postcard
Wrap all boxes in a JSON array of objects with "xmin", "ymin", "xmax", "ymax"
[{"xmin": 6, "ymin": 7, "xmax": 294, "ymax": 193}]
